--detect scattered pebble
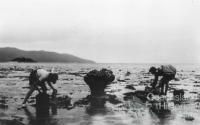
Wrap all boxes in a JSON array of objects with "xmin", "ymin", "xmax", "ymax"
[
  {"xmin": 125, "ymin": 85, "xmax": 136, "ymax": 90},
  {"xmin": 185, "ymin": 116, "xmax": 195, "ymax": 121}
]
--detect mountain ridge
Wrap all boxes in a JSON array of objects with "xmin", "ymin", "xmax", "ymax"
[{"xmin": 0, "ymin": 47, "xmax": 95, "ymax": 63}]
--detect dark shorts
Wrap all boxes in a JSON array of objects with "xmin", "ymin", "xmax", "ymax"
[
  {"xmin": 29, "ymin": 70, "xmax": 47, "ymax": 88},
  {"xmin": 159, "ymin": 74, "xmax": 175, "ymax": 87},
  {"xmin": 163, "ymin": 74, "xmax": 175, "ymax": 81},
  {"xmin": 29, "ymin": 70, "xmax": 38, "ymax": 86}
]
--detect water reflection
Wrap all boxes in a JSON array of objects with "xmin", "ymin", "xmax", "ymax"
[
  {"xmin": 22, "ymin": 93, "xmax": 58, "ymax": 125},
  {"xmin": 74, "ymin": 94, "xmax": 122, "ymax": 117},
  {"xmin": 0, "ymin": 96, "xmax": 8, "ymax": 110},
  {"xmin": 23, "ymin": 106, "xmax": 52, "ymax": 125},
  {"xmin": 149, "ymin": 101, "xmax": 174, "ymax": 125},
  {"xmin": 123, "ymin": 91, "xmax": 176, "ymax": 125},
  {"xmin": 86, "ymin": 96, "xmax": 108, "ymax": 116}
]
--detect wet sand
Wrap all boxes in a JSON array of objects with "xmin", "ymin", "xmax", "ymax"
[{"xmin": 0, "ymin": 63, "xmax": 200, "ymax": 125}]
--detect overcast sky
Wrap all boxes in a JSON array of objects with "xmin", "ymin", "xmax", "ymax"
[{"xmin": 0, "ymin": 0, "xmax": 200, "ymax": 63}]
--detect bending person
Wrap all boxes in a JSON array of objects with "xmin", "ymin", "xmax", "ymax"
[
  {"xmin": 22, "ymin": 69, "xmax": 58, "ymax": 105},
  {"xmin": 149, "ymin": 65, "xmax": 176, "ymax": 95}
]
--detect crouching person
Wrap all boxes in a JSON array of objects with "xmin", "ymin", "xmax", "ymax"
[
  {"xmin": 149, "ymin": 65, "xmax": 176, "ymax": 95},
  {"xmin": 22, "ymin": 69, "xmax": 58, "ymax": 105}
]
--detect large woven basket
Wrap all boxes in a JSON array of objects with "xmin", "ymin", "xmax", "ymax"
[{"xmin": 84, "ymin": 69, "xmax": 115, "ymax": 96}]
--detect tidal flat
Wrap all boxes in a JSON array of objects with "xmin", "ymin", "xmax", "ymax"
[{"xmin": 0, "ymin": 63, "xmax": 200, "ymax": 125}]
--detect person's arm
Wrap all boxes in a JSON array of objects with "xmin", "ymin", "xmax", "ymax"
[
  {"xmin": 47, "ymin": 82, "xmax": 57, "ymax": 93},
  {"xmin": 33, "ymin": 84, "xmax": 42, "ymax": 93}
]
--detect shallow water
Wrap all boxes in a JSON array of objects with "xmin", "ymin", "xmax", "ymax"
[{"xmin": 0, "ymin": 63, "xmax": 200, "ymax": 125}]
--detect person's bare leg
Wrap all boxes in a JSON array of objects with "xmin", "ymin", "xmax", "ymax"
[
  {"xmin": 159, "ymin": 77, "xmax": 165, "ymax": 95},
  {"xmin": 22, "ymin": 86, "xmax": 35, "ymax": 104},
  {"xmin": 160, "ymin": 84, "xmax": 164, "ymax": 95},
  {"xmin": 165, "ymin": 81, "xmax": 169, "ymax": 95},
  {"xmin": 161, "ymin": 78, "xmax": 168, "ymax": 95}
]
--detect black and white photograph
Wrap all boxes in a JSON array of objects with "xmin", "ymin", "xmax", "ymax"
[{"xmin": 0, "ymin": 0, "xmax": 200, "ymax": 125}]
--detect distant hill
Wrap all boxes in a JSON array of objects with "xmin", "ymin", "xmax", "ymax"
[
  {"xmin": 11, "ymin": 57, "xmax": 37, "ymax": 63},
  {"xmin": 0, "ymin": 47, "xmax": 95, "ymax": 63}
]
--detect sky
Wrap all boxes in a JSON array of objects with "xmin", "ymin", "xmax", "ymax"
[{"xmin": 0, "ymin": 0, "xmax": 200, "ymax": 63}]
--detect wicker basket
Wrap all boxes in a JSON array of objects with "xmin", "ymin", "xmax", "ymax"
[{"xmin": 84, "ymin": 69, "xmax": 115, "ymax": 96}]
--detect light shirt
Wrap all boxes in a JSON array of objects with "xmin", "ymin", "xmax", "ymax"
[
  {"xmin": 160, "ymin": 65, "xmax": 176, "ymax": 75},
  {"xmin": 37, "ymin": 69, "xmax": 50, "ymax": 81}
]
